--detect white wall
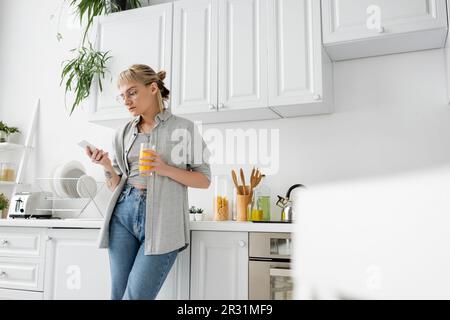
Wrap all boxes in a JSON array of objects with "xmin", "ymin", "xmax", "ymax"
[{"xmin": 1, "ymin": 0, "xmax": 450, "ymax": 298}]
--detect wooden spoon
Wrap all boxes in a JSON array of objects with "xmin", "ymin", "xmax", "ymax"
[
  {"xmin": 240, "ymin": 168, "xmax": 247, "ymax": 195},
  {"xmin": 254, "ymin": 168, "xmax": 262, "ymax": 188},
  {"xmin": 249, "ymin": 167, "xmax": 256, "ymax": 199},
  {"xmin": 231, "ymin": 170, "xmax": 240, "ymax": 194}
]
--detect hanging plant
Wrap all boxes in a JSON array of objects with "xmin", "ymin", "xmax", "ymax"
[
  {"xmin": 69, "ymin": 0, "xmax": 143, "ymax": 45},
  {"xmin": 60, "ymin": 42, "xmax": 112, "ymax": 116},
  {"xmin": 59, "ymin": 0, "xmax": 146, "ymax": 116}
]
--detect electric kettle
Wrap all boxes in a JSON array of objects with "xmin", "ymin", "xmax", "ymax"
[{"xmin": 276, "ymin": 184, "xmax": 305, "ymax": 222}]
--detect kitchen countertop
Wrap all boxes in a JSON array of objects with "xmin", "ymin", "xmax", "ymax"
[
  {"xmin": 190, "ymin": 220, "xmax": 294, "ymax": 233},
  {"xmin": 0, "ymin": 218, "xmax": 104, "ymax": 228},
  {"xmin": 0, "ymin": 219, "xmax": 294, "ymax": 233}
]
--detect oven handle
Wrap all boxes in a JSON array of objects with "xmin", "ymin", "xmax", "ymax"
[{"xmin": 269, "ymin": 267, "xmax": 292, "ymax": 278}]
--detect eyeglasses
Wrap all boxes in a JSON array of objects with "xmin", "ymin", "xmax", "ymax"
[{"xmin": 116, "ymin": 89, "xmax": 138, "ymax": 104}]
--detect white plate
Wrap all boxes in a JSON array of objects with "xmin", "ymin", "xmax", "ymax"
[
  {"xmin": 64, "ymin": 168, "xmax": 85, "ymax": 198},
  {"xmin": 49, "ymin": 164, "xmax": 60, "ymax": 197},
  {"xmin": 53, "ymin": 161, "xmax": 86, "ymax": 198},
  {"xmin": 76, "ymin": 175, "xmax": 97, "ymax": 198},
  {"xmin": 53, "ymin": 164, "xmax": 66, "ymax": 198}
]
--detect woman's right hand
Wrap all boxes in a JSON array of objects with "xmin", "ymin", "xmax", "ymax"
[{"xmin": 85, "ymin": 147, "xmax": 112, "ymax": 168}]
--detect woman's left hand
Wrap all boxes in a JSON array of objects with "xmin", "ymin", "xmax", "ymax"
[{"xmin": 139, "ymin": 151, "xmax": 172, "ymax": 177}]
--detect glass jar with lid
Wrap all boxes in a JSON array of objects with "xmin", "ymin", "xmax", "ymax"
[
  {"xmin": 213, "ymin": 175, "xmax": 233, "ymax": 221},
  {"xmin": 0, "ymin": 162, "xmax": 16, "ymax": 182}
]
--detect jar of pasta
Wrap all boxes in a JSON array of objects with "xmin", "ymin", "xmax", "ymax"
[{"xmin": 213, "ymin": 175, "xmax": 232, "ymax": 221}]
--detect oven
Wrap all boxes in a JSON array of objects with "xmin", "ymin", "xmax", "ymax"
[{"xmin": 249, "ymin": 232, "xmax": 293, "ymax": 300}]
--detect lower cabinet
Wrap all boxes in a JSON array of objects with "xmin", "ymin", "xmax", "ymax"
[
  {"xmin": 43, "ymin": 229, "xmax": 111, "ymax": 300},
  {"xmin": 43, "ymin": 228, "xmax": 189, "ymax": 300},
  {"xmin": 190, "ymin": 231, "xmax": 248, "ymax": 300},
  {"xmin": 0, "ymin": 226, "xmax": 188, "ymax": 300}
]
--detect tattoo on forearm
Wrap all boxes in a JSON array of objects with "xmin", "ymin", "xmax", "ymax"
[{"xmin": 104, "ymin": 170, "xmax": 112, "ymax": 179}]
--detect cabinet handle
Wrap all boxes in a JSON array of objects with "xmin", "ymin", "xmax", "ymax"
[
  {"xmin": 0, "ymin": 239, "xmax": 8, "ymax": 246},
  {"xmin": 218, "ymin": 103, "xmax": 225, "ymax": 110},
  {"xmin": 313, "ymin": 94, "xmax": 321, "ymax": 101},
  {"xmin": 0, "ymin": 270, "xmax": 6, "ymax": 279},
  {"xmin": 378, "ymin": 26, "xmax": 385, "ymax": 33},
  {"xmin": 238, "ymin": 240, "xmax": 246, "ymax": 248},
  {"xmin": 46, "ymin": 236, "xmax": 53, "ymax": 241},
  {"xmin": 209, "ymin": 104, "xmax": 217, "ymax": 110}
]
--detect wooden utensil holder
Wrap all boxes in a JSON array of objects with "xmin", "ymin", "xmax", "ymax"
[{"xmin": 236, "ymin": 185, "xmax": 251, "ymax": 221}]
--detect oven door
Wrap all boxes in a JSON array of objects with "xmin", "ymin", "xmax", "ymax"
[{"xmin": 249, "ymin": 260, "xmax": 293, "ymax": 300}]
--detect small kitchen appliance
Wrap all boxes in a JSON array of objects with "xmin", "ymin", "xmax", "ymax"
[
  {"xmin": 276, "ymin": 184, "xmax": 305, "ymax": 222},
  {"xmin": 7, "ymin": 191, "xmax": 52, "ymax": 219}
]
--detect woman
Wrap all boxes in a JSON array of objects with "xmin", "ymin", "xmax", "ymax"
[{"xmin": 85, "ymin": 64, "xmax": 211, "ymax": 300}]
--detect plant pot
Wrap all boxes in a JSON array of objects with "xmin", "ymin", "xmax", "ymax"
[
  {"xmin": 189, "ymin": 213, "xmax": 195, "ymax": 221},
  {"xmin": 7, "ymin": 132, "xmax": 21, "ymax": 144},
  {"xmin": 194, "ymin": 213, "xmax": 203, "ymax": 221},
  {"xmin": 0, "ymin": 131, "xmax": 7, "ymax": 143},
  {"xmin": 1, "ymin": 209, "xmax": 8, "ymax": 219}
]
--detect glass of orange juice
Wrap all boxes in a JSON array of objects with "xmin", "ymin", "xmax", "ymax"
[{"xmin": 139, "ymin": 143, "xmax": 156, "ymax": 176}]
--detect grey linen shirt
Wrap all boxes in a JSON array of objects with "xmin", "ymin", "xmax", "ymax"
[{"xmin": 97, "ymin": 109, "xmax": 211, "ymax": 255}]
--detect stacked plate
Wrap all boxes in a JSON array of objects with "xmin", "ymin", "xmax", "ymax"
[{"xmin": 52, "ymin": 161, "xmax": 97, "ymax": 198}]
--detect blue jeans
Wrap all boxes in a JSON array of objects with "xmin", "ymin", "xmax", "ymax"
[{"xmin": 108, "ymin": 184, "xmax": 178, "ymax": 300}]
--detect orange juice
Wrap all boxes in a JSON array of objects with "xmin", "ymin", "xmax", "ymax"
[{"xmin": 139, "ymin": 143, "xmax": 155, "ymax": 176}]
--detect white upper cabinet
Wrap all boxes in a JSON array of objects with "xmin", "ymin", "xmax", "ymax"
[
  {"xmin": 172, "ymin": 0, "xmax": 332, "ymax": 123},
  {"xmin": 172, "ymin": 0, "xmax": 278, "ymax": 123},
  {"xmin": 89, "ymin": 4, "xmax": 173, "ymax": 127},
  {"xmin": 88, "ymin": 0, "xmax": 333, "ymax": 126},
  {"xmin": 171, "ymin": 0, "xmax": 218, "ymax": 115},
  {"xmin": 268, "ymin": 0, "xmax": 333, "ymax": 117},
  {"xmin": 322, "ymin": 0, "xmax": 448, "ymax": 61},
  {"xmin": 217, "ymin": 0, "xmax": 268, "ymax": 111}
]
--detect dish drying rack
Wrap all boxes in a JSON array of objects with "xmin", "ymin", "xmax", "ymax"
[{"xmin": 34, "ymin": 177, "xmax": 105, "ymax": 219}]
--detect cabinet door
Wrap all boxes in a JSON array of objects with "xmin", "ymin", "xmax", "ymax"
[
  {"xmin": 156, "ymin": 247, "xmax": 190, "ymax": 300},
  {"xmin": 171, "ymin": 0, "xmax": 219, "ymax": 115},
  {"xmin": 43, "ymin": 229, "xmax": 111, "ymax": 300},
  {"xmin": 90, "ymin": 4, "xmax": 173, "ymax": 121},
  {"xmin": 268, "ymin": 0, "xmax": 323, "ymax": 107},
  {"xmin": 190, "ymin": 231, "xmax": 248, "ymax": 300},
  {"xmin": 322, "ymin": 0, "xmax": 448, "ymax": 44},
  {"xmin": 217, "ymin": 0, "xmax": 268, "ymax": 111}
]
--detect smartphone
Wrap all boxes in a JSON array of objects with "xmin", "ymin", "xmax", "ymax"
[{"xmin": 78, "ymin": 140, "xmax": 97, "ymax": 153}]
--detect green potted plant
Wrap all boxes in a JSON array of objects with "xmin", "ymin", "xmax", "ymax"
[
  {"xmin": 0, "ymin": 121, "xmax": 21, "ymax": 143},
  {"xmin": 195, "ymin": 208, "xmax": 204, "ymax": 221},
  {"xmin": 189, "ymin": 206, "xmax": 197, "ymax": 221},
  {"xmin": 0, "ymin": 193, "xmax": 9, "ymax": 219},
  {"xmin": 60, "ymin": 0, "xmax": 146, "ymax": 116}
]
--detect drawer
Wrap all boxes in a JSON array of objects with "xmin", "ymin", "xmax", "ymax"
[
  {"xmin": 0, "ymin": 228, "xmax": 46, "ymax": 258},
  {"xmin": 0, "ymin": 287, "xmax": 44, "ymax": 300},
  {"xmin": 0, "ymin": 257, "xmax": 44, "ymax": 291}
]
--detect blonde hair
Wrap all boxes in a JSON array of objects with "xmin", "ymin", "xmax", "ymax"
[{"xmin": 117, "ymin": 64, "xmax": 170, "ymax": 113}]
